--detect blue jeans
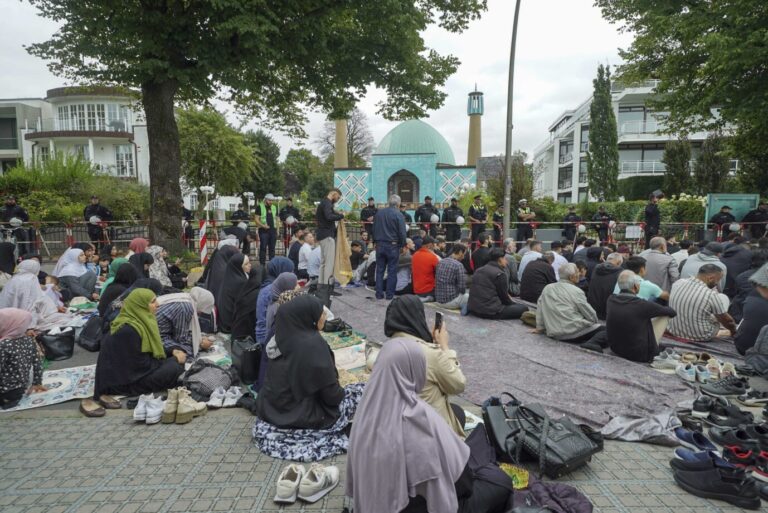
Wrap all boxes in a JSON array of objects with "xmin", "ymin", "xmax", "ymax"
[{"xmin": 375, "ymin": 243, "xmax": 400, "ymax": 299}]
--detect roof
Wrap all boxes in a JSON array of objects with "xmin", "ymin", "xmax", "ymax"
[{"xmin": 375, "ymin": 119, "xmax": 456, "ymax": 165}]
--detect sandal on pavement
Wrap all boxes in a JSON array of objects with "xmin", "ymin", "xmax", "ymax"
[
  {"xmin": 97, "ymin": 395, "xmax": 122, "ymax": 409},
  {"xmin": 80, "ymin": 399, "xmax": 106, "ymax": 418}
]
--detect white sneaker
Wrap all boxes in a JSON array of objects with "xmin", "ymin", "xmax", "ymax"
[
  {"xmin": 651, "ymin": 353, "xmax": 679, "ymax": 370},
  {"xmin": 274, "ymin": 464, "xmax": 305, "ymax": 504},
  {"xmin": 676, "ymin": 363, "xmax": 696, "ymax": 383},
  {"xmin": 206, "ymin": 387, "xmax": 227, "ymax": 409},
  {"xmin": 144, "ymin": 396, "xmax": 166, "ymax": 425},
  {"xmin": 298, "ymin": 464, "xmax": 339, "ymax": 503},
  {"xmin": 133, "ymin": 394, "xmax": 152, "ymax": 422},
  {"xmin": 222, "ymin": 386, "xmax": 244, "ymax": 408}
]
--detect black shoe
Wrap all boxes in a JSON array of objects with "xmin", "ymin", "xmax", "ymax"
[
  {"xmin": 741, "ymin": 424, "xmax": 768, "ymax": 450},
  {"xmin": 692, "ymin": 395, "xmax": 718, "ymax": 419},
  {"xmin": 672, "ymin": 468, "xmax": 760, "ymax": 510},
  {"xmin": 704, "ymin": 401, "xmax": 754, "ymax": 428},
  {"xmin": 709, "ymin": 426, "xmax": 760, "ymax": 451},
  {"xmin": 700, "ymin": 376, "xmax": 750, "ymax": 397}
]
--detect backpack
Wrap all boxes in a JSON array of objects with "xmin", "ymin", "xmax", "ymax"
[{"xmin": 746, "ymin": 325, "xmax": 768, "ymax": 377}]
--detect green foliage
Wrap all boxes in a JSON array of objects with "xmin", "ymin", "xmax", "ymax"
[
  {"xmin": 662, "ymin": 139, "xmax": 692, "ymax": 197},
  {"xmin": 618, "ymin": 176, "xmax": 664, "ymax": 201},
  {"xmin": 736, "ymin": 155, "xmax": 768, "ymax": 196},
  {"xmin": 596, "ymin": 0, "xmax": 768, "ymax": 184},
  {"xmin": 243, "ymin": 130, "xmax": 284, "ymax": 199},
  {"xmin": 177, "ymin": 107, "xmax": 257, "ymax": 196},
  {"xmin": 317, "ymin": 108, "xmax": 375, "ymax": 165},
  {"xmin": 693, "ymin": 134, "xmax": 732, "ymax": 195},
  {"xmin": 586, "ymin": 65, "xmax": 620, "ymax": 200},
  {"xmin": 530, "ymin": 198, "xmax": 705, "ymax": 225},
  {"xmin": 282, "ymin": 149, "xmax": 325, "ymax": 187},
  {"xmin": 306, "ymin": 166, "xmax": 335, "ymax": 203}
]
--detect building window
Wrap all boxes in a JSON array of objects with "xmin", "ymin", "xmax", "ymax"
[
  {"xmin": 580, "ymin": 125, "xmax": 589, "ymax": 152},
  {"xmin": 579, "ymin": 158, "xmax": 588, "ymax": 183},
  {"xmin": 0, "ymin": 118, "xmax": 17, "ymax": 150},
  {"xmin": 73, "ymin": 144, "xmax": 88, "ymax": 160},
  {"xmin": 229, "ymin": 203, "xmax": 238, "ymax": 212},
  {"xmin": 189, "ymin": 194, "xmax": 198, "ymax": 211},
  {"xmin": 578, "ymin": 188, "xmax": 589, "ymax": 202},
  {"xmin": 557, "ymin": 193, "xmax": 572, "ymax": 204},
  {"xmin": 37, "ymin": 146, "xmax": 50, "ymax": 163},
  {"xmin": 558, "ymin": 166, "xmax": 573, "ymax": 190},
  {"xmin": 114, "ymin": 144, "xmax": 134, "ymax": 177},
  {"xmin": 211, "ymin": 199, "xmax": 220, "ymax": 210}
]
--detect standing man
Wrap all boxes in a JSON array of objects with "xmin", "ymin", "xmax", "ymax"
[
  {"xmin": 415, "ymin": 196, "xmax": 440, "ymax": 237},
  {"xmin": 279, "ymin": 196, "xmax": 301, "ymax": 255},
  {"xmin": 468, "ymin": 195, "xmax": 487, "ymax": 248},
  {"xmin": 709, "ymin": 205, "xmax": 737, "ymax": 239},
  {"xmin": 360, "ymin": 197, "xmax": 377, "ymax": 240},
  {"xmin": 372, "ymin": 194, "xmax": 407, "ymax": 300},
  {"xmin": 315, "ymin": 188, "xmax": 345, "ymax": 293},
  {"xmin": 441, "ymin": 197, "xmax": 463, "ymax": 242},
  {"xmin": 492, "ymin": 205, "xmax": 504, "ymax": 247},
  {"xmin": 231, "ymin": 204, "xmax": 249, "ymax": 226},
  {"xmin": 516, "ymin": 199, "xmax": 536, "ymax": 243},
  {"xmin": 592, "ymin": 206, "xmax": 613, "ymax": 243},
  {"xmin": 644, "ymin": 192, "xmax": 661, "ymax": 248},
  {"xmin": 2, "ymin": 195, "xmax": 30, "ymax": 257},
  {"xmin": 181, "ymin": 201, "xmax": 194, "ymax": 250},
  {"xmin": 83, "ymin": 195, "xmax": 113, "ymax": 251},
  {"xmin": 562, "ymin": 206, "xmax": 581, "ymax": 242},
  {"xmin": 742, "ymin": 201, "xmax": 768, "ymax": 240},
  {"xmin": 255, "ymin": 194, "xmax": 278, "ymax": 265}
]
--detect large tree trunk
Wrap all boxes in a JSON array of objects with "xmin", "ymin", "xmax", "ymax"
[{"xmin": 142, "ymin": 80, "xmax": 183, "ymax": 254}]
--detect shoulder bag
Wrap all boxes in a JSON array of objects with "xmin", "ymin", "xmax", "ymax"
[
  {"xmin": 76, "ymin": 316, "xmax": 103, "ymax": 352},
  {"xmin": 37, "ymin": 327, "xmax": 76, "ymax": 361}
]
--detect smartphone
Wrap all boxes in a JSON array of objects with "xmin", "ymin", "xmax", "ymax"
[{"xmin": 434, "ymin": 311, "xmax": 444, "ymax": 332}]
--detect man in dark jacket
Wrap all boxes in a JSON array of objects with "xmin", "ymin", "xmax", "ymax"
[
  {"xmin": 730, "ymin": 249, "xmax": 768, "ymax": 322},
  {"xmin": 644, "ymin": 193, "xmax": 661, "ymax": 248},
  {"xmin": 279, "ymin": 197, "xmax": 301, "ymax": 255},
  {"xmin": 83, "ymin": 195, "xmax": 113, "ymax": 251},
  {"xmin": 519, "ymin": 252, "xmax": 557, "ymax": 303},
  {"xmin": 415, "ymin": 196, "xmax": 440, "ymax": 237},
  {"xmin": 468, "ymin": 195, "xmax": 487, "ymax": 247},
  {"xmin": 584, "ymin": 246, "xmax": 604, "ymax": 280},
  {"xmin": 373, "ymin": 194, "xmax": 408, "ymax": 300},
  {"xmin": 709, "ymin": 205, "xmax": 737, "ymax": 238},
  {"xmin": 442, "ymin": 198, "xmax": 463, "ymax": 242},
  {"xmin": 471, "ymin": 233, "xmax": 492, "ymax": 271},
  {"xmin": 468, "ymin": 248, "xmax": 528, "ymax": 319},
  {"xmin": 399, "ymin": 204, "xmax": 413, "ymax": 225},
  {"xmin": 315, "ymin": 188, "xmax": 345, "ymax": 292},
  {"xmin": 360, "ymin": 197, "xmax": 377, "ymax": 238},
  {"xmin": 735, "ymin": 263, "xmax": 768, "ymax": 355},
  {"xmin": 592, "ymin": 206, "xmax": 613, "ymax": 243},
  {"xmin": 181, "ymin": 201, "xmax": 194, "ymax": 249},
  {"xmin": 587, "ymin": 252, "xmax": 624, "ymax": 320},
  {"xmin": 720, "ymin": 237, "xmax": 753, "ymax": 298},
  {"xmin": 562, "ymin": 206, "xmax": 581, "ymax": 241},
  {"xmin": 742, "ymin": 202, "xmax": 768, "ymax": 240},
  {"xmin": 607, "ymin": 270, "xmax": 677, "ymax": 363}
]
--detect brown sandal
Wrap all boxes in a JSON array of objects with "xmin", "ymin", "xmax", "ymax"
[
  {"xmin": 97, "ymin": 395, "xmax": 122, "ymax": 409},
  {"xmin": 79, "ymin": 399, "xmax": 106, "ymax": 417}
]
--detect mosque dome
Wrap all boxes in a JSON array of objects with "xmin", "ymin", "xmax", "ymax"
[{"xmin": 375, "ymin": 119, "xmax": 456, "ymax": 165}]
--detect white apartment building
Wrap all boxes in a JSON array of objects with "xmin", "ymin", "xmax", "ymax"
[{"xmin": 533, "ymin": 80, "xmax": 739, "ymax": 203}]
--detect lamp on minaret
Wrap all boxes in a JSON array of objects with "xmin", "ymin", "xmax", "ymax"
[
  {"xmin": 333, "ymin": 118, "xmax": 349, "ymax": 169},
  {"xmin": 466, "ymin": 87, "xmax": 484, "ymax": 166}
]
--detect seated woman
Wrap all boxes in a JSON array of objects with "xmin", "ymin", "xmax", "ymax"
[
  {"xmin": 230, "ymin": 267, "xmax": 264, "ymax": 340},
  {"xmin": 0, "ymin": 260, "xmax": 75, "ymax": 331},
  {"xmin": 264, "ymin": 272, "xmax": 299, "ymax": 344},
  {"xmin": 100, "ymin": 257, "xmax": 129, "ymax": 294},
  {"xmin": 81, "ymin": 288, "xmax": 186, "ymax": 417},
  {"xmin": 200, "ymin": 245, "xmax": 239, "ymax": 305},
  {"xmin": 98, "ymin": 262, "xmax": 140, "ymax": 317},
  {"xmin": 129, "ymin": 253, "xmax": 154, "ymax": 279},
  {"xmin": 147, "ymin": 245, "xmax": 173, "ymax": 288},
  {"xmin": 126, "ymin": 237, "xmax": 149, "ymax": 258},
  {"xmin": 72, "ymin": 242, "xmax": 99, "ymax": 274},
  {"xmin": 53, "ymin": 248, "xmax": 98, "ymax": 300},
  {"xmin": 255, "ymin": 257, "xmax": 295, "ymax": 344},
  {"xmin": 0, "ymin": 309, "xmax": 48, "ymax": 409},
  {"xmin": 101, "ymin": 278, "xmax": 164, "ymax": 330},
  {"xmin": 155, "ymin": 291, "xmax": 213, "ymax": 356},
  {"xmin": 22, "ymin": 254, "xmax": 48, "ymax": 285},
  {"xmin": 217, "ymin": 254, "xmax": 251, "ymax": 333},
  {"xmin": 252, "ymin": 295, "xmax": 364, "ymax": 461},
  {"xmin": 347, "ymin": 337, "xmax": 512, "ymax": 513},
  {"xmin": 190, "ymin": 287, "xmax": 217, "ymax": 334},
  {"xmin": 384, "ymin": 295, "xmax": 467, "ymax": 436}
]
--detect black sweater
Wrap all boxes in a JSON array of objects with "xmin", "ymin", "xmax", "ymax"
[{"xmin": 606, "ymin": 294, "xmax": 677, "ymax": 363}]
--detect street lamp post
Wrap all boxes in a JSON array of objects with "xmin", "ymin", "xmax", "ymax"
[
  {"xmin": 200, "ymin": 185, "xmax": 215, "ymax": 222},
  {"xmin": 503, "ymin": 0, "xmax": 522, "ymax": 240}
]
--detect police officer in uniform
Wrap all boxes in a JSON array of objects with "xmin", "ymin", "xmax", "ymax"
[
  {"xmin": 255, "ymin": 194, "xmax": 279, "ymax": 264},
  {"xmin": 709, "ymin": 205, "xmax": 738, "ymax": 238},
  {"xmin": 279, "ymin": 196, "xmax": 301, "ymax": 255},
  {"xmin": 83, "ymin": 195, "xmax": 113, "ymax": 251},
  {"xmin": 592, "ymin": 206, "xmax": 613, "ymax": 243},
  {"xmin": 415, "ymin": 196, "xmax": 440, "ymax": 237},
  {"xmin": 562, "ymin": 206, "xmax": 582, "ymax": 241},
  {"xmin": 360, "ymin": 197, "xmax": 377, "ymax": 239},
  {"xmin": 441, "ymin": 197, "xmax": 463, "ymax": 242},
  {"xmin": 468, "ymin": 195, "xmax": 487, "ymax": 247},
  {"xmin": 492, "ymin": 206, "xmax": 504, "ymax": 247},
  {"xmin": 516, "ymin": 199, "xmax": 536, "ymax": 243}
]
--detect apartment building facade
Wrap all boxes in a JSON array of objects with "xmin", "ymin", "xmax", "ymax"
[{"xmin": 533, "ymin": 80, "xmax": 738, "ymax": 202}]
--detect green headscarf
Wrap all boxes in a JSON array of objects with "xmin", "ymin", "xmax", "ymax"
[
  {"xmin": 101, "ymin": 257, "xmax": 129, "ymax": 294},
  {"xmin": 111, "ymin": 288, "xmax": 165, "ymax": 359}
]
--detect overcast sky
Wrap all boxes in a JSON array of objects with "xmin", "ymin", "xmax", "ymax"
[{"xmin": 1, "ymin": 0, "xmax": 633, "ymax": 162}]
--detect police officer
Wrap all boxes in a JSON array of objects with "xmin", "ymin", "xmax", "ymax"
[
  {"xmin": 709, "ymin": 205, "xmax": 738, "ymax": 238},
  {"xmin": 592, "ymin": 206, "xmax": 613, "ymax": 243},
  {"xmin": 516, "ymin": 199, "xmax": 536, "ymax": 243},
  {"xmin": 562, "ymin": 205, "xmax": 582, "ymax": 241},
  {"xmin": 83, "ymin": 195, "xmax": 113, "ymax": 251},
  {"xmin": 441, "ymin": 197, "xmax": 463, "ymax": 242},
  {"xmin": 644, "ymin": 192, "xmax": 662, "ymax": 248},
  {"xmin": 181, "ymin": 201, "xmax": 194, "ymax": 250},
  {"xmin": 255, "ymin": 194, "xmax": 278, "ymax": 264},
  {"xmin": 742, "ymin": 201, "xmax": 768, "ymax": 240},
  {"xmin": 492, "ymin": 206, "xmax": 504, "ymax": 247},
  {"xmin": 468, "ymin": 195, "xmax": 487, "ymax": 247},
  {"xmin": 1, "ymin": 195, "xmax": 30, "ymax": 256},
  {"xmin": 279, "ymin": 196, "xmax": 301, "ymax": 255},
  {"xmin": 360, "ymin": 197, "xmax": 377, "ymax": 239},
  {"xmin": 399, "ymin": 204, "xmax": 413, "ymax": 224},
  {"xmin": 415, "ymin": 196, "xmax": 440, "ymax": 237}
]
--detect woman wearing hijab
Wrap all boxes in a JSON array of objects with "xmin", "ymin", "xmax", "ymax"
[
  {"xmin": 0, "ymin": 242, "xmax": 15, "ymax": 289},
  {"xmin": 0, "ymin": 260, "xmax": 75, "ymax": 330},
  {"xmin": 217, "ymin": 254, "xmax": 251, "ymax": 333},
  {"xmin": 54, "ymin": 248, "xmax": 98, "ymax": 300},
  {"xmin": 127, "ymin": 237, "xmax": 149, "ymax": 257},
  {"xmin": 98, "ymin": 263, "xmax": 140, "ymax": 317},
  {"xmin": 230, "ymin": 266, "xmax": 265, "ymax": 340},
  {"xmin": 384, "ymin": 296, "xmax": 467, "ymax": 436},
  {"xmin": 101, "ymin": 278, "xmax": 165, "ymax": 331},
  {"xmin": 189, "ymin": 286, "xmax": 217, "ymax": 333},
  {"xmin": 82, "ymin": 289, "xmax": 186, "ymax": 417},
  {"xmin": 0, "ymin": 309, "xmax": 47, "ymax": 409},
  {"xmin": 22, "ymin": 254, "xmax": 48, "ymax": 285},
  {"xmin": 255, "ymin": 257, "xmax": 295, "ymax": 344},
  {"xmin": 146, "ymin": 245, "xmax": 173, "ymax": 288},
  {"xmin": 201, "ymin": 245, "xmax": 239, "ymax": 305},
  {"xmin": 129, "ymin": 253, "xmax": 154, "ymax": 279},
  {"xmin": 252, "ymin": 295, "xmax": 365, "ymax": 461},
  {"xmin": 264, "ymin": 272, "xmax": 299, "ymax": 343},
  {"xmin": 100, "ymin": 257, "xmax": 129, "ymax": 293},
  {"xmin": 155, "ymin": 291, "xmax": 212, "ymax": 356}
]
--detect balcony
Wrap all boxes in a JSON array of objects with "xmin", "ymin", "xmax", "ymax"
[
  {"xmin": 558, "ymin": 151, "xmax": 573, "ymax": 165},
  {"xmin": 611, "ymin": 80, "xmax": 660, "ymax": 93},
  {"xmin": 25, "ymin": 117, "xmax": 133, "ymax": 140},
  {"xmin": 620, "ymin": 160, "xmax": 667, "ymax": 176},
  {"xmin": 619, "ymin": 119, "xmax": 667, "ymax": 135}
]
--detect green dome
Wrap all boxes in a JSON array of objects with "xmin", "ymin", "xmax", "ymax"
[{"xmin": 376, "ymin": 119, "xmax": 456, "ymax": 165}]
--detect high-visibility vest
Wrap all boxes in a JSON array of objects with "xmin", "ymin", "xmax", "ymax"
[{"xmin": 258, "ymin": 203, "xmax": 278, "ymax": 226}]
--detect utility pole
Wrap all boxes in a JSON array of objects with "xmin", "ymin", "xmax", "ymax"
[{"xmin": 503, "ymin": 0, "xmax": 522, "ymax": 240}]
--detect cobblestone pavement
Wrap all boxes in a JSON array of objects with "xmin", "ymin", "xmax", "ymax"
[{"xmin": 0, "ymin": 407, "xmax": 757, "ymax": 513}]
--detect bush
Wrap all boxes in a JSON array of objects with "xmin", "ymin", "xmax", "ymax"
[
  {"xmin": 531, "ymin": 197, "xmax": 706, "ymax": 224},
  {"xmin": 618, "ymin": 176, "xmax": 664, "ymax": 201}
]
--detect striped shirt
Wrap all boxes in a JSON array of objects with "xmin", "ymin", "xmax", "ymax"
[
  {"xmin": 435, "ymin": 257, "xmax": 466, "ymax": 304},
  {"xmin": 157, "ymin": 301, "xmax": 194, "ymax": 355},
  {"xmin": 667, "ymin": 278, "xmax": 727, "ymax": 341}
]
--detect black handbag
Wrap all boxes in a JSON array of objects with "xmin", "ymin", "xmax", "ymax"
[
  {"xmin": 323, "ymin": 318, "xmax": 352, "ymax": 333},
  {"xmin": 76, "ymin": 316, "xmax": 102, "ymax": 352},
  {"xmin": 37, "ymin": 328, "xmax": 76, "ymax": 361},
  {"xmin": 231, "ymin": 336, "xmax": 262, "ymax": 385},
  {"xmin": 482, "ymin": 393, "xmax": 601, "ymax": 479}
]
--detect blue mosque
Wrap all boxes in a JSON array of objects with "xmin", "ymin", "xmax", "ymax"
[{"xmin": 334, "ymin": 90, "xmax": 484, "ymax": 210}]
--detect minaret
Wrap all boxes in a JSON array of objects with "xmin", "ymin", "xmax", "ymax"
[
  {"xmin": 466, "ymin": 87, "xmax": 484, "ymax": 166},
  {"xmin": 334, "ymin": 118, "xmax": 349, "ymax": 168}
]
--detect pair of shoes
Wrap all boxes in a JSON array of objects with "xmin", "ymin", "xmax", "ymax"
[
  {"xmin": 97, "ymin": 395, "xmax": 122, "ymax": 409},
  {"xmin": 700, "ymin": 375, "xmax": 751, "ymax": 397},
  {"xmin": 680, "ymin": 351, "xmax": 714, "ymax": 364},
  {"xmin": 722, "ymin": 447, "xmax": 768, "ymax": 482},
  {"xmin": 710, "ymin": 425, "xmax": 767, "ymax": 451},
  {"xmin": 274, "ymin": 463, "xmax": 340, "ymax": 504},
  {"xmin": 674, "ymin": 427, "xmax": 718, "ymax": 452},
  {"xmin": 133, "ymin": 394, "xmax": 166, "ymax": 425},
  {"xmin": 675, "ymin": 363, "xmax": 697, "ymax": 382},
  {"xmin": 693, "ymin": 396, "xmax": 754, "ymax": 427},
  {"xmin": 652, "ymin": 350, "xmax": 680, "ymax": 370},
  {"xmin": 207, "ymin": 386, "xmax": 244, "ymax": 408},
  {"xmin": 738, "ymin": 390, "xmax": 768, "ymax": 406},
  {"xmin": 161, "ymin": 387, "xmax": 207, "ymax": 424},
  {"xmin": 79, "ymin": 399, "xmax": 105, "ymax": 418},
  {"xmin": 669, "ymin": 450, "xmax": 761, "ymax": 509}
]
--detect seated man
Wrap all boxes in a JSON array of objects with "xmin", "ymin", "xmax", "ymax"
[
  {"xmin": 734, "ymin": 263, "xmax": 768, "ymax": 355},
  {"xmin": 349, "ymin": 241, "xmax": 367, "ymax": 271},
  {"xmin": 614, "ymin": 256, "xmax": 668, "ymax": 302},
  {"xmin": 394, "ymin": 245, "xmax": 413, "ymax": 296},
  {"xmin": 667, "ymin": 264, "xmax": 737, "ymax": 342},
  {"xmin": 533, "ymin": 263, "xmax": 605, "ymax": 349},
  {"xmin": 286, "ymin": 225, "xmax": 305, "ymax": 270},
  {"xmin": 412, "ymin": 236, "xmax": 440, "ymax": 300},
  {"xmin": 517, "ymin": 239, "xmax": 543, "ymax": 278},
  {"xmin": 587, "ymin": 252, "xmax": 624, "ymax": 320},
  {"xmin": 468, "ymin": 248, "xmax": 528, "ymax": 320},
  {"xmin": 435, "ymin": 243, "xmax": 469, "ymax": 310},
  {"xmin": 471, "ymin": 233, "xmax": 492, "ymax": 271},
  {"xmin": 607, "ymin": 270, "xmax": 677, "ymax": 363},
  {"xmin": 519, "ymin": 251, "xmax": 556, "ymax": 303}
]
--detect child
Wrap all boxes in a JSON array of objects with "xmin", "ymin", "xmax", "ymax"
[{"xmin": 44, "ymin": 275, "xmax": 65, "ymax": 309}]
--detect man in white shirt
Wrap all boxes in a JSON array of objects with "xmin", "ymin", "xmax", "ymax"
[
  {"xmin": 297, "ymin": 232, "xmax": 315, "ymax": 280},
  {"xmin": 549, "ymin": 241, "xmax": 569, "ymax": 280},
  {"xmin": 518, "ymin": 240, "xmax": 543, "ymax": 278}
]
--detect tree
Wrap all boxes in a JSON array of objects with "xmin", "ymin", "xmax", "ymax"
[
  {"xmin": 586, "ymin": 65, "xmax": 620, "ymax": 201},
  {"xmin": 27, "ymin": 1, "xmax": 486, "ymax": 250},
  {"xmin": 177, "ymin": 107, "xmax": 256, "ymax": 200},
  {"xmin": 316, "ymin": 108, "xmax": 375, "ymax": 165},
  {"xmin": 282, "ymin": 149, "xmax": 325, "ymax": 186},
  {"xmin": 693, "ymin": 134, "xmax": 731, "ymax": 196},
  {"xmin": 306, "ymin": 155, "xmax": 335, "ymax": 202},
  {"xmin": 242, "ymin": 130, "xmax": 283, "ymax": 199},
  {"xmin": 595, "ymin": 1, "xmax": 768, "ymax": 192},
  {"xmin": 662, "ymin": 138, "xmax": 692, "ymax": 197},
  {"xmin": 483, "ymin": 152, "xmax": 532, "ymax": 209}
]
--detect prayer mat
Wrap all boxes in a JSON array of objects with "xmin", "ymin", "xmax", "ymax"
[
  {"xmin": 195, "ymin": 337, "xmax": 232, "ymax": 367},
  {"xmin": 423, "ymin": 302, "xmax": 462, "ymax": 315},
  {"xmin": 0, "ymin": 365, "xmax": 95, "ymax": 412},
  {"xmin": 322, "ymin": 330, "xmax": 368, "ymax": 371}
]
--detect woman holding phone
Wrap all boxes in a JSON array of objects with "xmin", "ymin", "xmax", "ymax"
[{"xmin": 383, "ymin": 295, "xmax": 467, "ymax": 436}]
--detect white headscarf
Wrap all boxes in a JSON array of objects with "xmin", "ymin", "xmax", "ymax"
[
  {"xmin": 53, "ymin": 248, "xmax": 88, "ymax": 278},
  {"xmin": 146, "ymin": 245, "xmax": 172, "ymax": 287},
  {"xmin": 155, "ymin": 292, "xmax": 202, "ymax": 356},
  {"xmin": 0, "ymin": 260, "xmax": 75, "ymax": 330},
  {"xmin": 189, "ymin": 287, "xmax": 215, "ymax": 315},
  {"xmin": 217, "ymin": 235, "xmax": 239, "ymax": 250}
]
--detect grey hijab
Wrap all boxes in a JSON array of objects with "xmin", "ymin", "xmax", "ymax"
[
  {"xmin": 264, "ymin": 272, "xmax": 299, "ymax": 341},
  {"xmin": 346, "ymin": 337, "xmax": 470, "ymax": 513}
]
